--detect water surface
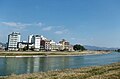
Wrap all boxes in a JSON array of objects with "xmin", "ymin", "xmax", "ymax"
[{"xmin": 0, "ymin": 52, "xmax": 120, "ymax": 76}]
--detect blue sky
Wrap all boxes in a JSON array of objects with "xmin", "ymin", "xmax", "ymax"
[{"xmin": 0, "ymin": 0, "xmax": 120, "ymax": 47}]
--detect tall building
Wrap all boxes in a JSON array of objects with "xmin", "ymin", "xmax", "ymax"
[
  {"xmin": 28, "ymin": 35, "xmax": 33, "ymax": 43},
  {"xmin": 31, "ymin": 35, "xmax": 41, "ymax": 51},
  {"xmin": 7, "ymin": 32, "xmax": 21, "ymax": 50}
]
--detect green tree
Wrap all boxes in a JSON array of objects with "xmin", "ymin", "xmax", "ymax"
[
  {"xmin": 23, "ymin": 46, "xmax": 28, "ymax": 51},
  {"xmin": 30, "ymin": 46, "xmax": 35, "ymax": 51},
  {"xmin": 117, "ymin": 49, "xmax": 120, "ymax": 52},
  {"xmin": 73, "ymin": 44, "xmax": 86, "ymax": 51}
]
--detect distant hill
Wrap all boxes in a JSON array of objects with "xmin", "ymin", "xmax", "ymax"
[{"xmin": 84, "ymin": 45, "xmax": 119, "ymax": 51}]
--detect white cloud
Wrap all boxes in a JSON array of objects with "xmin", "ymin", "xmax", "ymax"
[
  {"xmin": 71, "ymin": 38, "xmax": 76, "ymax": 40},
  {"xmin": 55, "ymin": 31, "xmax": 63, "ymax": 34},
  {"xmin": 36, "ymin": 22, "xmax": 43, "ymax": 27},
  {"xmin": 42, "ymin": 26, "xmax": 52, "ymax": 31},
  {"xmin": 0, "ymin": 22, "xmax": 29, "ymax": 30},
  {"xmin": 0, "ymin": 21, "xmax": 45, "ymax": 31},
  {"xmin": 1, "ymin": 22, "xmax": 17, "ymax": 27},
  {"xmin": 55, "ymin": 29, "xmax": 68, "ymax": 35}
]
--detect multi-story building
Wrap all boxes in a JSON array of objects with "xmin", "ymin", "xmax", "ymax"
[
  {"xmin": 31, "ymin": 35, "xmax": 41, "ymax": 51},
  {"xmin": 55, "ymin": 43, "xmax": 62, "ymax": 51},
  {"xmin": 7, "ymin": 32, "xmax": 73, "ymax": 51},
  {"xmin": 28, "ymin": 35, "xmax": 48, "ymax": 51},
  {"xmin": 50, "ymin": 40, "xmax": 56, "ymax": 51},
  {"xmin": 40, "ymin": 35, "xmax": 47, "ymax": 40},
  {"xmin": 7, "ymin": 32, "xmax": 21, "ymax": 50},
  {"xmin": 49, "ymin": 40, "xmax": 62, "ymax": 51},
  {"xmin": 59, "ymin": 39, "xmax": 70, "ymax": 50},
  {"xmin": 28, "ymin": 35, "xmax": 33, "ymax": 43},
  {"xmin": 40, "ymin": 40, "xmax": 50, "ymax": 51},
  {"xmin": 18, "ymin": 41, "xmax": 34, "ymax": 50}
]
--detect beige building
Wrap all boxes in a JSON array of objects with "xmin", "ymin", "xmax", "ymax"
[
  {"xmin": 59, "ymin": 39, "xmax": 70, "ymax": 51},
  {"xmin": 50, "ymin": 40, "xmax": 62, "ymax": 51}
]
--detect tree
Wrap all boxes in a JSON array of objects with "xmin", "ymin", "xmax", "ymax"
[
  {"xmin": 30, "ymin": 46, "xmax": 35, "ymax": 51},
  {"xmin": 23, "ymin": 46, "xmax": 28, "ymax": 51},
  {"xmin": 117, "ymin": 49, "xmax": 120, "ymax": 52},
  {"xmin": 73, "ymin": 44, "xmax": 86, "ymax": 51}
]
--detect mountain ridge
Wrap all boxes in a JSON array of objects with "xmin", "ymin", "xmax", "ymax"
[{"xmin": 84, "ymin": 45, "xmax": 119, "ymax": 50}]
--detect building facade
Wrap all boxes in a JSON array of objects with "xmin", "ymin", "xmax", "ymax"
[
  {"xmin": 7, "ymin": 32, "xmax": 21, "ymax": 50},
  {"xmin": 59, "ymin": 39, "xmax": 70, "ymax": 50},
  {"xmin": 28, "ymin": 35, "xmax": 33, "ymax": 43},
  {"xmin": 49, "ymin": 40, "xmax": 62, "ymax": 51},
  {"xmin": 40, "ymin": 40, "xmax": 50, "ymax": 51},
  {"xmin": 31, "ymin": 35, "xmax": 41, "ymax": 51}
]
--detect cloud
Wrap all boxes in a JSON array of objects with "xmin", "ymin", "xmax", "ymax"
[
  {"xmin": 35, "ymin": 22, "xmax": 43, "ymax": 27},
  {"xmin": 55, "ymin": 29, "xmax": 68, "ymax": 35},
  {"xmin": 0, "ymin": 22, "xmax": 29, "ymax": 30},
  {"xmin": 71, "ymin": 38, "xmax": 76, "ymax": 40},
  {"xmin": 42, "ymin": 26, "xmax": 52, "ymax": 31},
  {"xmin": 54, "ymin": 31, "xmax": 63, "ymax": 34},
  {"xmin": 0, "ymin": 21, "xmax": 44, "ymax": 30}
]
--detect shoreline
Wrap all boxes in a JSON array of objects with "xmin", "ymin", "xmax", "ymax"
[{"xmin": 0, "ymin": 51, "xmax": 112, "ymax": 57}]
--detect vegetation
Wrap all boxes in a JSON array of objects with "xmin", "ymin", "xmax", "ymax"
[
  {"xmin": 1, "ymin": 62, "xmax": 120, "ymax": 79},
  {"xmin": 117, "ymin": 49, "xmax": 120, "ymax": 52},
  {"xmin": 29, "ymin": 46, "xmax": 35, "ymax": 51},
  {"xmin": 73, "ymin": 44, "xmax": 86, "ymax": 51},
  {"xmin": 23, "ymin": 46, "xmax": 29, "ymax": 51}
]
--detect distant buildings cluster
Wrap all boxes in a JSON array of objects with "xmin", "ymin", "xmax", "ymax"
[{"xmin": 7, "ymin": 32, "xmax": 74, "ymax": 51}]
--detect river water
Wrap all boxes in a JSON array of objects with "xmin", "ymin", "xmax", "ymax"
[{"xmin": 0, "ymin": 52, "xmax": 120, "ymax": 76}]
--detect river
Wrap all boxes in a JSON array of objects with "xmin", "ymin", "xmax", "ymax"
[{"xmin": 0, "ymin": 52, "xmax": 120, "ymax": 76}]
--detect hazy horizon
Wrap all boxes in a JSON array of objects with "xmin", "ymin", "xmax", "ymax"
[{"xmin": 0, "ymin": 0, "xmax": 120, "ymax": 48}]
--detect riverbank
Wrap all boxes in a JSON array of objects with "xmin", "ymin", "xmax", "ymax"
[
  {"xmin": 1, "ymin": 62, "xmax": 120, "ymax": 79},
  {"xmin": 0, "ymin": 51, "xmax": 111, "ymax": 57}
]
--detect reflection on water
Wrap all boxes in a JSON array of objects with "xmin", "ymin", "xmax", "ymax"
[{"xmin": 0, "ymin": 52, "xmax": 120, "ymax": 76}]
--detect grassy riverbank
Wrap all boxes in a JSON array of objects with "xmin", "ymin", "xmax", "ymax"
[
  {"xmin": 0, "ymin": 51, "xmax": 111, "ymax": 56},
  {"xmin": 1, "ymin": 62, "xmax": 120, "ymax": 79}
]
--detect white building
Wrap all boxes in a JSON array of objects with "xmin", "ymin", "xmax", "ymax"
[
  {"xmin": 28, "ymin": 35, "xmax": 49, "ymax": 51},
  {"xmin": 40, "ymin": 35, "xmax": 47, "ymax": 40},
  {"xmin": 7, "ymin": 32, "xmax": 21, "ymax": 50},
  {"xmin": 28, "ymin": 35, "xmax": 33, "ymax": 43},
  {"xmin": 55, "ymin": 43, "xmax": 62, "ymax": 50},
  {"xmin": 31, "ymin": 35, "xmax": 41, "ymax": 51},
  {"xmin": 50, "ymin": 40, "xmax": 56, "ymax": 50}
]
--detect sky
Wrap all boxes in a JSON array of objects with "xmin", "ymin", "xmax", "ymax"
[{"xmin": 0, "ymin": 0, "xmax": 120, "ymax": 48}]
